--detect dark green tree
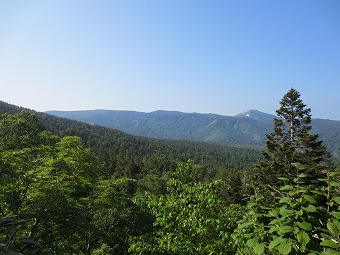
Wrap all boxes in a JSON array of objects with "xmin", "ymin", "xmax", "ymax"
[
  {"xmin": 233, "ymin": 89, "xmax": 339, "ymax": 254},
  {"xmin": 81, "ymin": 178, "xmax": 154, "ymax": 255},
  {"xmin": 0, "ymin": 111, "xmax": 45, "ymax": 150},
  {"xmin": 0, "ymin": 111, "xmax": 60, "ymax": 153},
  {"xmin": 254, "ymin": 88, "xmax": 330, "ymax": 189}
]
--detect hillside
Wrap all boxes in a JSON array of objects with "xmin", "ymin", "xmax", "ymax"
[
  {"xmin": 46, "ymin": 109, "xmax": 274, "ymax": 145},
  {"xmin": 46, "ymin": 109, "xmax": 340, "ymax": 160},
  {"xmin": 0, "ymin": 101, "xmax": 262, "ymax": 179}
]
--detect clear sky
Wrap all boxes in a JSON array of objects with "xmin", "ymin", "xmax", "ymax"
[{"xmin": 1, "ymin": 0, "xmax": 339, "ymax": 120}]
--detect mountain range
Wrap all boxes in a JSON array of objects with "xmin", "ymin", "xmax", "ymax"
[
  {"xmin": 0, "ymin": 100, "xmax": 263, "ymax": 176},
  {"xmin": 46, "ymin": 109, "xmax": 340, "ymax": 160}
]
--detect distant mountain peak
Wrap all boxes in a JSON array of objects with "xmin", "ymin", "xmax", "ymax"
[
  {"xmin": 235, "ymin": 110, "xmax": 276, "ymax": 122},
  {"xmin": 150, "ymin": 110, "xmax": 184, "ymax": 115}
]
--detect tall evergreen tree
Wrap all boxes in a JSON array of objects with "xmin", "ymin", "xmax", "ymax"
[
  {"xmin": 235, "ymin": 89, "xmax": 339, "ymax": 254},
  {"xmin": 254, "ymin": 88, "xmax": 329, "ymax": 189}
]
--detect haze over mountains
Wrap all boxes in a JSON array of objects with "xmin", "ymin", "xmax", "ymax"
[{"xmin": 47, "ymin": 109, "xmax": 340, "ymax": 160}]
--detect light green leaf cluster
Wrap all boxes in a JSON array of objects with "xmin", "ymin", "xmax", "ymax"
[
  {"xmin": 234, "ymin": 165, "xmax": 340, "ymax": 254},
  {"xmin": 129, "ymin": 161, "xmax": 244, "ymax": 254},
  {"xmin": 0, "ymin": 112, "xmax": 101, "ymax": 254}
]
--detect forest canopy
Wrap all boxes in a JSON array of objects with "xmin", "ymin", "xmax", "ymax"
[{"xmin": 0, "ymin": 88, "xmax": 339, "ymax": 254}]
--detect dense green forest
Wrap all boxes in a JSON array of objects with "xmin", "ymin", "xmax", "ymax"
[
  {"xmin": 0, "ymin": 89, "xmax": 339, "ymax": 254},
  {"xmin": 0, "ymin": 100, "xmax": 262, "ymax": 181},
  {"xmin": 46, "ymin": 108, "xmax": 340, "ymax": 161}
]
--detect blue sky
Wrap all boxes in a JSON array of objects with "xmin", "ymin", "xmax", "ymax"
[{"xmin": 1, "ymin": 0, "xmax": 339, "ymax": 120}]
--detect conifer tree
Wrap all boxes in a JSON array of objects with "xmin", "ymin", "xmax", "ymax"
[{"xmin": 254, "ymin": 88, "xmax": 329, "ymax": 189}]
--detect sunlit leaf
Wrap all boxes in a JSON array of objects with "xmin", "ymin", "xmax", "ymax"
[
  {"xmin": 296, "ymin": 221, "xmax": 312, "ymax": 231},
  {"xmin": 297, "ymin": 230, "xmax": 310, "ymax": 248},
  {"xmin": 327, "ymin": 222, "xmax": 339, "ymax": 235},
  {"xmin": 253, "ymin": 243, "xmax": 265, "ymax": 255},
  {"xmin": 246, "ymin": 238, "xmax": 258, "ymax": 247},
  {"xmin": 277, "ymin": 242, "xmax": 292, "ymax": 255},
  {"xmin": 303, "ymin": 194, "xmax": 317, "ymax": 204},
  {"xmin": 269, "ymin": 237, "xmax": 285, "ymax": 249},
  {"xmin": 279, "ymin": 225, "xmax": 293, "ymax": 234},
  {"xmin": 320, "ymin": 240, "xmax": 339, "ymax": 249}
]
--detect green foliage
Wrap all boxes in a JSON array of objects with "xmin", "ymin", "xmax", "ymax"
[
  {"xmin": 319, "ymin": 170, "xmax": 340, "ymax": 254},
  {"xmin": 0, "ymin": 216, "xmax": 38, "ymax": 255},
  {"xmin": 46, "ymin": 109, "xmax": 273, "ymax": 146},
  {"xmin": 45, "ymin": 107, "xmax": 340, "ymax": 161},
  {"xmin": 136, "ymin": 174, "xmax": 167, "ymax": 195},
  {"xmin": 90, "ymin": 244, "xmax": 114, "ymax": 255},
  {"xmin": 111, "ymin": 177, "xmax": 137, "ymax": 198},
  {"xmin": 129, "ymin": 161, "xmax": 244, "ymax": 254},
  {"xmin": 37, "ymin": 110, "xmax": 262, "ymax": 181},
  {"xmin": 0, "ymin": 111, "xmax": 53, "ymax": 150},
  {"xmin": 234, "ymin": 165, "xmax": 340, "ymax": 254},
  {"xmin": 0, "ymin": 97, "xmax": 338, "ymax": 254},
  {"xmin": 0, "ymin": 139, "xmax": 100, "ymax": 253},
  {"xmin": 0, "ymin": 112, "xmax": 101, "ymax": 254},
  {"xmin": 232, "ymin": 194, "xmax": 271, "ymax": 255},
  {"xmin": 217, "ymin": 170, "xmax": 247, "ymax": 205},
  {"xmin": 254, "ymin": 88, "xmax": 330, "ymax": 189},
  {"xmin": 235, "ymin": 89, "xmax": 339, "ymax": 254},
  {"xmin": 142, "ymin": 154, "xmax": 177, "ymax": 175},
  {"xmin": 82, "ymin": 178, "xmax": 154, "ymax": 255}
]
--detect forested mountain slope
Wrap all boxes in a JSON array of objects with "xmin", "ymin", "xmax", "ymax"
[
  {"xmin": 47, "ymin": 109, "xmax": 273, "ymax": 145},
  {"xmin": 1, "ymin": 89, "xmax": 339, "ymax": 255},
  {"xmin": 47, "ymin": 109, "xmax": 340, "ymax": 160},
  {"xmin": 0, "ymin": 101, "xmax": 261, "ymax": 179}
]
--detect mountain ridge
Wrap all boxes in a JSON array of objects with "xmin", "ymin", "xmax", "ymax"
[
  {"xmin": 46, "ymin": 109, "xmax": 272, "ymax": 143},
  {"xmin": 235, "ymin": 109, "xmax": 277, "ymax": 122},
  {"xmin": 46, "ymin": 109, "xmax": 340, "ymax": 160},
  {"xmin": 0, "ymin": 100, "xmax": 337, "ymax": 160},
  {"xmin": 0, "ymin": 100, "xmax": 263, "ymax": 177}
]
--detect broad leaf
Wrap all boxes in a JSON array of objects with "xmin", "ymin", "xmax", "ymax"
[
  {"xmin": 332, "ymin": 211, "xmax": 340, "ymax": 219},
  {"xmin": 327, "ymin": 222, "xmax": 339, "ymax": 235},
  {"xmin": 303, "ymin": 194, "xmax": 317, "ymax": 204},
  {"xmin": 253, "ymin": 243, "xmax": 265, "ymax": 255},
  {"xmin": 279, "ymin": 225, "xmax": 293, "ymax": 234},
  {"xmin": 280, "ymin": 207, "xmax": 294, "ymax": 216},
  {"xmin": 320, "ymin": 240, "xmax": 339, "ymax": 249},
  {"xmin": 277, "ymin": 242, "xmax": 292, "ymax": 255},
  {"xmin": 321, "ymin": 249, "xmax": 340, "ymax": 255},
  {"xmin": 297, "ymin": 231, "xmax": 310, "ymax": 248},
  {"xmin": 298, "ymin": 173, "xmax": 308, "ymax": 178},
  {"xmin": 302, "ymin": 205, "xmax": 317, "ymax": 212},
  {"xmin": 279, "ymin": 197, "xmax": 292, "ymax": 204},
  {"xmin": 280, "ymin": 185, "xmax": 294, "ymax": 191},
  {"xmin": 269, "ymin": 237, "xmax": 285, "ymax": 249},
  {"xmin": 296, "ymin": 221, "xmax": 312, "ymax": 231},
  {"xmin": 246, "ymin": 238, "xmax": 258, "ymax": 247}
]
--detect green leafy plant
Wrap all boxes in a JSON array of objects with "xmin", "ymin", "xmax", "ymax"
[
  {"xmin": 234, "ymin": 164, "xmax": 340, "ymax": 255},
  {"xmin": 0, "ymin": 216, "xmax": 39, "ymax": 255}
]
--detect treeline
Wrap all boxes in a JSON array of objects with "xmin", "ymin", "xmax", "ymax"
[
  {"xmin": 37, "ymin": 113, "xmax": 261, "ymax": 180},
  {"xmin": 0, "ymin": 100, "xmax": 262, "ymax": 182}
]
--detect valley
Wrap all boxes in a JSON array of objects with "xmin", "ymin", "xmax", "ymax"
[{"xmin": 47, "ymin": 108, "xmax": 340, "ymax": 160}]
